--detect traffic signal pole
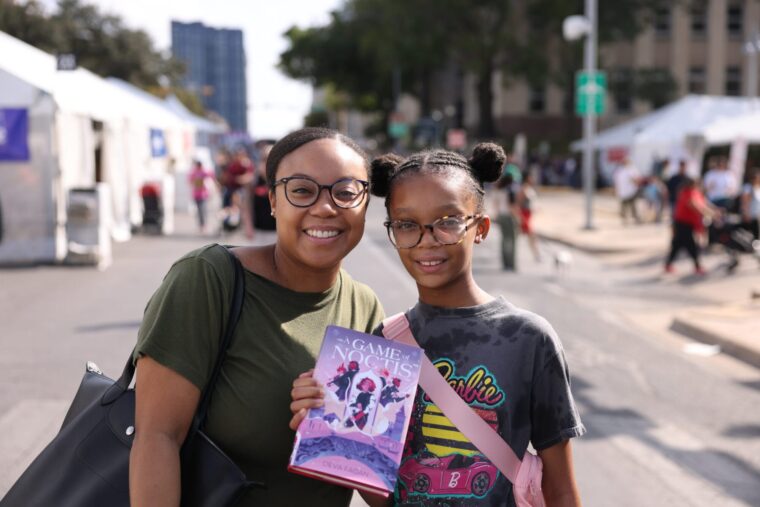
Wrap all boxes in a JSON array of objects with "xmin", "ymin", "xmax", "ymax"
[
  {"xmin": 582, "ymin": 0, "xmax": 597, "ymax": 230},
  {"xmin": 583, "ymin": 0, "xmax": 597, "ymax": 230}
]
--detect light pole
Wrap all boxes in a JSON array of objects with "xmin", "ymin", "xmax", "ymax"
[{"xmin": 563, "ymin": 0, "xmax": 598, "ymax": 230}]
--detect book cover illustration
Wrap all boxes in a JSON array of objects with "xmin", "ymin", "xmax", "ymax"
[{"xmin": 289, "ymin": 325, "xmax": 423, "ymax": 496}]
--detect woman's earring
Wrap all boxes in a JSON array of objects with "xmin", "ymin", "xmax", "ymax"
[{"xmin": 270, "ymin": 210, "xmax": 275, "ymax": 217}]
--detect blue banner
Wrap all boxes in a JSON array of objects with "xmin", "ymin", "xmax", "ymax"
[
  {"xmin": 0, "ymin": 109, "xmax": 30, "ymax": 162},
  {"xmin": 150, "ymin": 128, "xmax": 167, "ymax": 158}
]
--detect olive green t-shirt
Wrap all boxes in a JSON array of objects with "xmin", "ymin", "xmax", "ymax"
[{"xmin": 135, "ymin": 244, "xmax": 385, "ymax": 506}]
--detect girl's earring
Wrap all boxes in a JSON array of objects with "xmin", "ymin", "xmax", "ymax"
[{"xmin": 270, "ymin": 210, "xmax": 275, "ymax": 217}]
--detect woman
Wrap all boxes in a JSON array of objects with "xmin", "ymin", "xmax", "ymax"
[
  {"xmin": 129, "ymin": 128, "xmax": 384, "ymax": 506},
  {"xmin": 665, "ymin": 176, "xmax": 718, "ymax": 275}
]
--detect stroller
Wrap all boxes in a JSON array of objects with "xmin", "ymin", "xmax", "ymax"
[
  {"xmin": 140, "ymin": 182, "xmax": 164, "ymax": 234},
  {"xmin": 709, "ymin": 217, "xmax": 760, "ymax": 273}
]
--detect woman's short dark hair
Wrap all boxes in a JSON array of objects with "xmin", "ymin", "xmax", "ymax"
[
  {"xmin": 266, "ymin": 127, "xmax": 369, "ymax": 188},
  {"xmin": 369, "ymin": 143, "xmax": 506, "ymax": 212}
]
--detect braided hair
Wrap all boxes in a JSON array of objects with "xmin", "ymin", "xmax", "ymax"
[
  {"xmin": 266, "ymin": 127, "xmax": 369, "ymax": 188},
  {"xmin": 370, "ymin": 143, "xmax": 506, "ymax": 212}
]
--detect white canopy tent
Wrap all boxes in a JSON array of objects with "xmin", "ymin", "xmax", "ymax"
[
  {"xmin": 106, "ymin": 79, "xmax": 210, "ymax": 214},
  {"xmin": 0, "ymin": 31, "xmax": 198, "ymax": 264},
  {"xmin": 572, "ymin": 95, "xmax": 760, "ymax": 181},
  {"xmin": 704, "ymin": 110, "xmax": 760, "ymax": 144}
]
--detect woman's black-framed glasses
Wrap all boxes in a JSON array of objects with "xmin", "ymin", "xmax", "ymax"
[
  {"xmin": 273, "ymin": 176, "xmax": 369, "ymax": 209},
  {"xmin": 384, "ymin": 214, "xmax": 482, "ymax": 249}
]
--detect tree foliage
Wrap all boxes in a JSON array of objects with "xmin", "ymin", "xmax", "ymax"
[
  {"xmin": 0, "ymin": 0, "xmax": 191, "ymax": 104},
  {"xmin": 279, "ymin": 0, "xmax": 678, "ymax": 142}
]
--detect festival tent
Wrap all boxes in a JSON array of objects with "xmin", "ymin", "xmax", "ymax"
[
  {"xmin": 572, "ymin": 95, "xmax": 760, "ymax": 180},
  {"xmin": 703, "ymin": 110, "xmax": 760, "ymax": 144},
  {"xmin": 106, "ymin": 79, "xmax": 223, "ymax": 213},
  {"xmin": 0, "ymin": 30, "xmax": 124, "ymax": 264},
  {"xmin": 0, "ymin": 31, "xmax": 197, "ymax": 265}
]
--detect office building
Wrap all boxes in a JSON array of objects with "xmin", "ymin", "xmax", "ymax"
[{"xmin": 171, "ymin": 21, "xmax": 248, "ymax": 133}]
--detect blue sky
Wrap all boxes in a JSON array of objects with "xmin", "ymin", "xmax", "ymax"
[{"xmin": 40, "ymin": 0, "xmax": 342, "ymax": 139}]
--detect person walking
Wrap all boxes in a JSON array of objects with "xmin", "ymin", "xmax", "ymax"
[
  {"xmin": 292, "ymin": 144, "xmax": 586, "ymax": 506},
  {"xmin": 243, "ymin": 143, "xmax": 277, "ymax": 241},
  {"xmin": 740, "ymin": 168, "xmax": 760, "ymax": 241},
  {"xmin": 703, "ymin": 157, "xmax": 738, "ymax": 211},
  {"xmin": 666, "ymin": 159, "xmax": 689, "ymax": 218},
  {"xmin": 614, "ymin": 158, "xmax": 643, "ymax": 224},
  {"xmin": 130, "ymin": 127, "xmax": 385, "ymax": 507},
  {"xmin": 665, "ymin": 177, "xmax": 719, "ymax": 275},
  {"xmin": 187, "ymin": 159, "xmax": 215, "ymax": 234},
  {"xmin": 515, "ymin": 171, "xmax": 541, "ymax": 261},
  {"xmin": 492, "ymin": 170, "xmax": 519, "ymax": 270}
]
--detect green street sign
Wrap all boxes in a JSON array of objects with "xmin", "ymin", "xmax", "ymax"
[
  {"xmin": 576, "ymin": 71, "xmax": 606, "ymax": 116},
  {"xmin": 388, "ymin": 121, "xmax": 409, "ymax": 138}
]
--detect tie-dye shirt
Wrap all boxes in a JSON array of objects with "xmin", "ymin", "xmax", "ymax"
[{"xmin": 379, "ymin": 297, "xmax": 585, "ymax": 506}]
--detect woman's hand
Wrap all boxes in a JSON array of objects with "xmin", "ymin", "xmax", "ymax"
[{"xmin": 289, "ymin": 369, "xmax": 325, "ymax": 431}]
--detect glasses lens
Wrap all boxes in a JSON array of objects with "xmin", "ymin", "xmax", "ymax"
[
  {"xmin": 433, "ymin": 216, "xmax": 467, "ymax": 244},
  {"xmin": 389, "ymin": 221, "xmax": 422, "ymax": 248},
  {"xmin": 285, "ymin": 178, "xmax": 319, "ymax": 206},
  {"xmin": 331, "ymin": 179, "xmax": 366, "ymax": 208}
]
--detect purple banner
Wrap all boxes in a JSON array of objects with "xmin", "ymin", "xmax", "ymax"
[{"xmin": 0, "ymin": 109, "xmax": 30, "ymax": 162}]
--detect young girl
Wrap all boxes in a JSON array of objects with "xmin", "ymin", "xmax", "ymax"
[{"xmin": 291, "ymin": 144, "xmax": 585, "ymax": 506}]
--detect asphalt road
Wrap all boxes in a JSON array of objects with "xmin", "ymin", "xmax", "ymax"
[{"xmin": 1, "ymin": 199, "xmax": 759, "ymax": 506}]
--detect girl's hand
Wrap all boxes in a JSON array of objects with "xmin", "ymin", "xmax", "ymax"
[{"xmin": 289, "ymin": 369, "xmax": 325, "ymax": 431}]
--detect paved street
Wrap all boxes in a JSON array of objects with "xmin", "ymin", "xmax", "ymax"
[{"xmin": 2, "ymin": 194, "xmax": 760, "ymax": 506}]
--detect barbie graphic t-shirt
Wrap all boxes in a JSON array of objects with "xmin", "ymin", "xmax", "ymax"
[{"xmin": 379, "ymin": 297, "xmax": 585, "ymax": 506}]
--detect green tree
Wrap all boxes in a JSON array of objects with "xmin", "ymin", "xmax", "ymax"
[
  {"xmin": 0, "ymin": 0, "xmax": 191, "ymax": 105},
  {"xmin": 279, "ymin": 0, "xmax": 678, "ymax": 143}
]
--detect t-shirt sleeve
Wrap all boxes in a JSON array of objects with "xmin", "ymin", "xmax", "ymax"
[
  {"xmin": 529, "ymin": 328, "xmax": 586, "ymax": 451},
  {"xmin": 133, "ymin": 247, "xmax": 232, "ymax": 391}
]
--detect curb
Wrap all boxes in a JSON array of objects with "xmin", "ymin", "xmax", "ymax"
[{"xmin": 670, "ymin": 317, "xmax": 760, "ymax": 369}]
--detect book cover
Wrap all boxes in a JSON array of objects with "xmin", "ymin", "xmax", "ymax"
[{"xmin": 289, "ymin": 325, "xmax": 423, "ymax": 497}]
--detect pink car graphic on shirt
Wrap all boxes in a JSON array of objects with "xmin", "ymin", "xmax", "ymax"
[{"xmin": 398, "ymin": 453, "xmax": 498, "ymax": 499}]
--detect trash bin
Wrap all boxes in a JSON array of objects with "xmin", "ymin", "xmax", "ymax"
[
  {"xmin": 140, "ymin": 182, "xmax": 164, "ymax": 234},
  {"xmin": 65, "ymin": 184, "xmax": 112, "ymax": 269}
]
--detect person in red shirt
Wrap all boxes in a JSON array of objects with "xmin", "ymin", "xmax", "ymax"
[{"xmin": 665, "ymin": 177, "xmax": 719, "ymax": 275}]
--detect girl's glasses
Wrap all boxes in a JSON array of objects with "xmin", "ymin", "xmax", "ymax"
[
  {"xmin": 384, "ymin": 214, "xmax": 482, "ymax": 249},
  {"xmin": 273, "ymin": 176, "xmax": 369, "ymax": 209}
]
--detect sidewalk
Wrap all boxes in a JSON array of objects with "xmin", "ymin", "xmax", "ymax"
[{"xmin": 531, "ymin": 187, "xmax": 760, "ymax": 369}]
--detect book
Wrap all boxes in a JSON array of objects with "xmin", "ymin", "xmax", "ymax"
[{"xmin": 289, "ymin": 325, "xmax": 423, "ymax": 497}]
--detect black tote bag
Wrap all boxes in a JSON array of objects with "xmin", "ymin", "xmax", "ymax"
[{"xmin": 1, "ymin": 247, "xmax": 262, "ymax": 507}]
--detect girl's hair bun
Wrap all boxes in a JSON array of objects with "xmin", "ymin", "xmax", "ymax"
[
  {"xmin": 469, "ymin": 142, "xmax": 506, "ymax": 184},
  {"xmin": 370, "ymin": 153, "xmax": 404, "ymax": 197}
]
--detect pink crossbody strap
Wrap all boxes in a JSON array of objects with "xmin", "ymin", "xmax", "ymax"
[{"xmin": 382, "ymin": 313, "xmax": 522, "ymax": 483}]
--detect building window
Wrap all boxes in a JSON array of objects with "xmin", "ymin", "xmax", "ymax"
[
  {"xmin": 610, "ymin": 68, "xmax": 633, "ymax": 113},
  {"xmin": 690, "ymin": 5, "xmax": 707, "ymax": 36},
  {"xmin": 726, "ymin": 66, "xmax": 741, "ymax": 96},
  {"xmin": 689, "ymin": 67, "xmax": 706, "ymax": 94},
  {"xmin": 529, "ymin": 87, "xmax": 545, "ymax": 113},
  {"xmin": 727, "ymin": 4, "xmax": 743, "ymax": 38},
  {"xmin": 654, "ymin": 7, "xmax": 671, "ymax": 37}
]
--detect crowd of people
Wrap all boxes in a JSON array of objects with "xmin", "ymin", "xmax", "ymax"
[
  {"xmin": 187, "ymin": 143, "xmax": 277, "ymax": 239},
  {"xmin": 610, "ymin": 156, "xmax": 760, "ymax": 275}
]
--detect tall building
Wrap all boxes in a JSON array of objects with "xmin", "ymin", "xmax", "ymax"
[
  {"xmin": 171, "ymin": 21, "xmax": 248, "ymax": 133},
  {"xmin": 455, "ymin": 0, "xmax": 760, "ymax": 143}
]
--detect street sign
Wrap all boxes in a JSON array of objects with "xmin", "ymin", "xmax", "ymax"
[
  {"xmin": 56, "ymin": 53, "xmax": 77, "ymax": 71},
  {"xmin": 575, "ymin": 71, "xmax": 606, "ymax": 116},
  {"xmin": 388, "ymin": 112, "xmax": 408, "ymax": 139}
]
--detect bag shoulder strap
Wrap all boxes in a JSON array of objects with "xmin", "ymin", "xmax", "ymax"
[
  {"xmin": 191, "ymin": 246, "xmax": 245, "ymax": 434},
  {"xmin": 382, "ymin": 312, "xmax": 522, "ymax": 483}
]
